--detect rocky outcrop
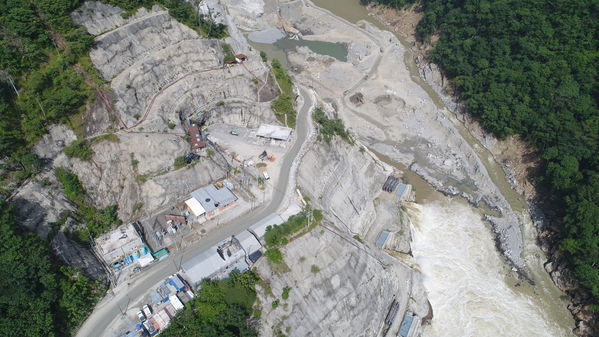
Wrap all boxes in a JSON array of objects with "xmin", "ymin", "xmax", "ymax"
[
  {"xmin": 297, "ymin": 139, "xmax": 389, "ymax": 234},
  {"xmin": 255, "ymin": 227, "xmax": 423, "ymax": 337},
  {"xmin": 71, "ymin": 2, "xmax": 163, "ymax": 36},
  {"xmin": 538, "ymin": 227, "xmax": 598, "ymax": 336},
  {"xmin": 255, "ymin": 139, "xmax": 429, "ymax": 336},
  {"xmin": 11, "ymin": 170, "xmax": 77, "ymax": 239}
]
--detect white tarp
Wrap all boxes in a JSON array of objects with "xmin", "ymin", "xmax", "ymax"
[
  {"xmin": 256, "ymin": 124, "xmax": 293, "ymax": 141},
  {"xmin": 169, "ymin": 294, "xmax": 184, "ymax": 310},
  {"xmin": 185, "ymin": 198, "xmax": 206, "ymax": 216},
  {"xmin": 138, "ymin": 252, "xmax": 155, "ymax": 267}
]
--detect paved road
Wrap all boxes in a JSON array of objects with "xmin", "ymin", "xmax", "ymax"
[{"xmin": 76, "ymin": 86, "xmax": 313, "ymax": 337}]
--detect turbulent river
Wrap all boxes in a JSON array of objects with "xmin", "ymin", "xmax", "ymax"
[{"xmin": 411, "ymin": 200, "xmax": 571, "ymax": 337}]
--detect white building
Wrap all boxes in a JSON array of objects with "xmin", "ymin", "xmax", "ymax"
[{"xmin": 256, "ymin": 124, "xmax": 293, "ymax": 141}]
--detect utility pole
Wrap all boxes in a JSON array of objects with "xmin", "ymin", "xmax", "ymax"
[{"xmin": 2, "ymin": 71, "xmax": 19, "ymax": 97}]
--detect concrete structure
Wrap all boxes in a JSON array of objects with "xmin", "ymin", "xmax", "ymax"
[
  {"xmin": 94, "ymin": 223, "xmax": 152, "ymax": 268},
  {"xmin": 235, "ymin": 231, "xmax": 262, "ymax": 256},
  {"xmin": 180, "ymin": 232, "xmax": 259, "ymax": 286},
  {"xmin": 189, "ymin": 184, "xmax": 237, "ymax": 217},
  {"xmin": 181, "ymin": 246, "xmax": 229, "ymax": 286},
  {"xmin": 256, "ymin": 124, "xmax": 293, "ymax": 141}
]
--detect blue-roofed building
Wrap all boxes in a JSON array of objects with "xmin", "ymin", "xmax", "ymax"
[
  {"xmin": 168, "ymin": 274, "xmax": 186, "ymax": 291},
  {"xmin": 376, "ymin": 231, "xmax": 390, "ymax": 248},
  {"xmin": 398, "ymin": 314, "xmax": 420, "ymax": 337},
  {"xmin": 395, "ymin": 184, "xmax": 412, "ymax": 201}
]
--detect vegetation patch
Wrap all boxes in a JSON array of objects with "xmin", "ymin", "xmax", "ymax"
[
  {"xmin": 0, "ymin": 204, "xmax": 106, "ymax": 337},
  {"xmin": 282, "ymin": 287, "xmax": 291, "ymax": 300},
  {"xmin": 174, "ymin": 155, "xmax": 187, "ymax": 170},
  {"xmin": 55, "ymin": 167, "xmax": 86, "ymax": 202},
  {"xmin": 160, "ymin": 271, "xmax": 259, "ymax": 337},
  {"xmin": 92, "ymin": 133, "xmax": 119, "ymax": 144},
  {"xmin": 271, "ymin": 94, "xmax": 296, "ymax": 128},
  {"xmin": 313, "ymin": 107, "xmax": 352, "ymax": 144},
  {"xmin": 271, "ymin": 59, "xmax": 293, "ymax": 96},
  {"xmin": 270, "ymin": 59, "xmax": 297, "ymax": 127},
  {"xmin": 55, "ymin": 168, "xmax": 121, "ymax": 242},
  {"xmin": 63, "ymin": 139, "xmax": 94, "ymax": 161},
  {"xmin": 221, "ymin": 43, "xmax": 236, "ymax": 63},
  {"xmin": 264, "ymin": 248, "xmax": 284, "ymax": 264},
  {"xmin": 310, "ymin": 265, "xmax": 320, "ymax": 274},
  {"xmin": 264, "ymin": 209, "xmax": 323, "ymax": 248}
]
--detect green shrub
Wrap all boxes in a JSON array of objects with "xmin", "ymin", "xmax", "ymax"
[
  {"xmin": 271, "ymin": 94, "xmax": 296, "ymax": 128},
  {"xmin": 264, "ymin": 211, "xmax": 322, "ymax": 248},
  {"xmin": 313, "ymin": 107, "xmax": 351, "ymax": 144},
  {"xmin": 55, "ymin": 168, "xmax": 86, "ymax": 202},
  {"xmin": 174, "ymin": 156, "xmax": 186, "ymax": 170},
  {"xmin": 265, "ymin": 248, "xmax": 283, "ymax": 264},
  {"xmin": 63, "ymin": 139, "xmax": 94, "ymax": 161},
  {"xmin": 282, "ymin": 287, "xmax": 291, "ymax": 300},
  {"xmin": 310, "ymin": 265, "xmax": 320, "ymax": 273},
  {"xmin": 260, "ymin": 51, "xmax": 267, "ymax": 62},
  {"xmin": 160, "ymin": 271, "xmax": 259, "ymax": 337},
  {"xmin": 271, "ymin": 59, "xmax": 293, "ymax": 96},
  {"xmin": 271, "ymin": 299, "xmax": 280, "ymax": 309}
]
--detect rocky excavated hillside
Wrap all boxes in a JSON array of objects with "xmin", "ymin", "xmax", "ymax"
[
  {"xmin": 12, "ymin": 1, "xmax": 279, "ymax": 276},
  {"xmin": 254, "ymin": 139, "xmax": 429, "ymax": 337}
]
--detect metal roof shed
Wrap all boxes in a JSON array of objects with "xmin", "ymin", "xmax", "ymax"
[
  {"xmin": 185, "ymin": 198, "xmax": 206, "ymax": 216},
  {"xmin": 376, "ymin": 231, "xmax": 390, "ymax": 248},
  {"xmin": 256, "ymin": 124, "xmax": 293, "ymax": 141},
  {"xmin": 181, "ymin": 248, "xmax": 227, "ymax": 286},
  {"xmin": 190, "ymin": 185, "xmax": 237, "ymax": 213},
  {"xmin": 235, "ymin": 231, "xmax": 262, "ymax": 255}
]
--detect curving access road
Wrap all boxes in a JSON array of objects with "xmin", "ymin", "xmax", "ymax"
[{"xmin": 75, "ymin": 86, "xmax": 314, "ymax": 337}]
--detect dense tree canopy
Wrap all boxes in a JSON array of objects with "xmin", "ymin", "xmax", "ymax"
[
  {"xmin": 160, "ymin": 271, "xmax": 260, "ymax": 337},
  {"xmin": 366, "ymin": 0, "xmax": 599, "ymax": 307},
  {"xmin": 0, "ymin": 203, "xmax": 105, "ymax": 337}
]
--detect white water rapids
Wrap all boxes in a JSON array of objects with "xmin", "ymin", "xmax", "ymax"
[{"xmin": 411, "ymin": 199, "xmax": 571, "ymax": 337}]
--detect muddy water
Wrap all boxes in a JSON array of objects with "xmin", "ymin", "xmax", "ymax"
[
  {"xmin": 249, "ymin": 37, "xmax": 347, "ymax": 68},
  {"xmin": 412, "ymin": 200, "xmax": 572, "ymax": 337},
  {"xmin": 310, "ymin": 0, "xmax": 575, "ymax": 335}
]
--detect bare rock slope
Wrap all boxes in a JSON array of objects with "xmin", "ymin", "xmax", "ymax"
[{"xmin": 255, "ymin": 140, "xmax": 429, "ymax": 337}]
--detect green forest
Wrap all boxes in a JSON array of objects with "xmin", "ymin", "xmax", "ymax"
[
  {"xmin": 0, "ymin": 0, "xmax": 228, "ymax": 335},
  {"xmin": 0, "ymin": 204, "xmax": 105, "ymax": 337},
  {"xmin": 366, "ymin": 0, "xmax": 599, "ymax": 307},
  {"xmin": 161, "ymin": 271, "xmax": 260, "ymax": 337}
]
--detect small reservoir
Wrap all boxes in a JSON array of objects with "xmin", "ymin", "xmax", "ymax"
[{"xmin": 249, "ymin": 32, "xmax": 347, "ymax": 68}]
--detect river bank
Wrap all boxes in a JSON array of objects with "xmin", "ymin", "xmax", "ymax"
[
  {"xmin": 366, "ymin": 3, "xmax": 597, "ymax": 336},
  {"xmin": 228, "ymin": 0, "xmax": 583, "ymax": 335}
]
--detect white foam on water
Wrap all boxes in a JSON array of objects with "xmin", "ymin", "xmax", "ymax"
[{"xmin": 411, "ymin": 200, "xmax": 569, "ymax": 337}]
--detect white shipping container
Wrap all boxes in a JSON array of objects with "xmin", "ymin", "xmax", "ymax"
[{"xmin": 169, "ymin": 294, "xmax": 185, "ymax": 311}]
